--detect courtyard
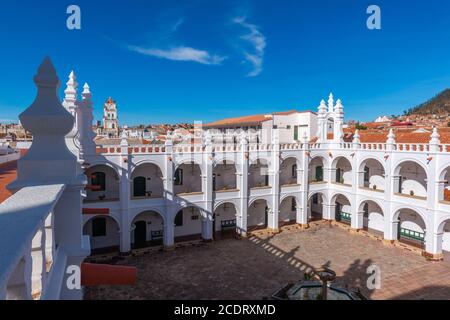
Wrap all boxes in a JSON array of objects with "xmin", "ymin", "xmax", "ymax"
[{"xmin": 84, "ymin": 222, "xmax": 450, "ymax": 300}]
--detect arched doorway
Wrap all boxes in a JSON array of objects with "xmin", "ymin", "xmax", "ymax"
[
  {"xmin": 360, "ymin": 200, "xmax": 384, "ymax": 236},
  {"xmin": 213, "ymin": 202, "xmax": 238, "ymax": 239},
  {"xmin": 279, "ymin": 196, "xmax": 297, "ymax": 226},
  {"xmin": 131, "ymin": 163, "xmax": 164, "ymax": 199},
  {"xmin": 438, "ymin": 167, "xmax": 450, "ymax": 203},
  {"xmin": 248, "ymin": 199, "xmax": 269, "ymax": 231},
  {"xmin": 131, "ymin": 210, "xmax": 164, "ymax": 249},
  {"xmin": 83, "ymin": 216, "xmax": 120, "ymax": 254}
]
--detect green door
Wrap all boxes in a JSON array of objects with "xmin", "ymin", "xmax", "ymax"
[
  {"xmin": 315, "ymin": 166, "xmax": 323, "ymax": 181},
  {"xmin": 294, "ymin": 126, "xmax": 299, "ymax": 141},
  {"xmin": 133, "ymin": 176, "xmax": 146, "ymax": 197}
]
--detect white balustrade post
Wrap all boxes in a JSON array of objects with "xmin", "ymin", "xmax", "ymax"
[{"xmin": 8, "ymin": 57, "xmax": 88, "ymax": 300}]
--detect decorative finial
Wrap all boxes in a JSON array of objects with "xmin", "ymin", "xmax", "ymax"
[
  {"xmin": 387, "ymin": 128, "xmax": 395, "ymax": 144},
  {"xmin": 352, "ymin": 129, "xmax": 360, "ymax": 144},
  {"xmin": 318, "ymin": 99, "xmax": 327, "ymax": 114},
  {"xmin": 82, "ymin": 83, "xmax": 91, "ymax": 100},
  {"xmin": 430, "ymin": 126, "xmax": 441, "ymax": 145},
  {"xmin": 328, "ymin": 93, "xmax": 334, "ymax": 113}
]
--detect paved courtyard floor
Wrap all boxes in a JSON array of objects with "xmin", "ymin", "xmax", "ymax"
[{"xmin": 84, "ymin": 223, "xmax": 450, "ymax": 300}]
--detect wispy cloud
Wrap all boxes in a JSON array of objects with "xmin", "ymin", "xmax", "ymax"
[
  {"xmin": 128, "ymin": 45, "xmax": 227, "ymax": 65},
  {"xmin": 233, "ymin": 16, "xmax": 266, "ymax": 77}
]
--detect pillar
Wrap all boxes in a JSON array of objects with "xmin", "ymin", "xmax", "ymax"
[
  {"xmin": 119, "ymin": 135, "xmax": 131, "ymax": 253},
  {"xmin": 237, "ymin": 133, "xmax": 249, "ymax": 236},
  {"xmin": 268, "ymin": 129, "xmax": 280, "ymax": 232},
  {"xmin": 297, "ymin": 135, "xmax": 309, "ymax": 227}
]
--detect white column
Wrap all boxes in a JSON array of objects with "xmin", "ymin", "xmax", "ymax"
[
  {"xmin": 298, "ymin": 137, "xmax": 309, "ymax": 227},
  {"xmin": 119, "ymin": 137, "xmax": 131, "ymax": 253},
  {"xmin": 269, "ymin": 130, "xmax": 280, "ymax": 232},
  {"xmin": 164, "ymin": 138, "xmax": 175, "ymax": 249},
  {"xmin": 202, "ymin": 142, "xmax": 214, "ymax": 241},
  {"xmin": 237, "ymin": 134, "xmax": 249, "ymax": 236}
]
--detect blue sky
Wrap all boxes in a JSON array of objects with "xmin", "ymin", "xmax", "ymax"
[{"xmin": 1, "ymin": 0, "xmax": 450, "ymax": 125}]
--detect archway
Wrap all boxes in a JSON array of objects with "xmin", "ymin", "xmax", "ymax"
[
  {"xmin": 174, "ymin": 162, "xmax": 202, "ymax": 195},
  {"xmin": 308, "ymin": 192, "xmax": 326, "ymax": 221},
  {"xmin": 394, "ymin": 161, "xmax": 427, "ymax": 199},
  {"xmin": 249, "ymin": 159, "xmax": 269, "ymax": 189},
  {"xmin": 309, "ymin": 157, "xmax": 325, "ymax": 183},
  {"xmin": 438, "ymin": 167, "xmax": 450, "ymax": 203},
  {"xmin": 213, "ymin": 202, "xmax": 238, "ymax": 239},
  {"xmin": 213, "ymin": 160, "xmax": 237, "ymax": 192},
  {"xmin": 332, "ymin": 194, "xmax": 351, "ymax": 224},
  {"xmin": 131, "ymin": 210, "xmax": 164, "ymax": 249},
  {"xmin": 360, "ymin": 200, "xmax": 384, "ymax": 236},
  {"xmin": 280, "ymin": 157, "xmax": 299, "ymax": 186},
  {"xmin": 84, "ymin": 164, "xmax": 120, "ymax": 202},
  {"xmin": 438, "ymin": 219, "xmax": 450, "ymax": 259},
  {"xmin": 358, "ymin": 158, "xmax": 385, "ymax": 191},
  {"xmin": 279, "ymin": 196, "xmax": 297, "ymax": 227},
  {"xmin": 131, "ymin": 163, "xmax": 164, "ymax": 199},
  {"xmin": 83, "ymin": 216, "xmax": 120, "ymax": 254},
  {"xmin": 331, "ymin": 157, "xmax": 352, "ymax": 185},
  {"xmin": 394, "ymin": 208, "xmax": 426, "ymax": 249},
  {"xmin": 174, "ymin": 206, "xmax": 203, "ymax": 242},
  {"xmin": 248, "ymin": 199, "xmax": 269, "ymax": 231}
]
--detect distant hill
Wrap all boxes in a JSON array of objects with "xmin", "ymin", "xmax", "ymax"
[{"xmin": 405, "ymin": 89, "xmax": 450, "ymax": 115}]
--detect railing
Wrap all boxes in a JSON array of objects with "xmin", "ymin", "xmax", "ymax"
[
  {"xmin": 0, "ymin": 184, "xmax": 65, "ymax": 300},
  {"xmin": 399, "ymin": 228, "xmax": 425, "ymax": 242}
]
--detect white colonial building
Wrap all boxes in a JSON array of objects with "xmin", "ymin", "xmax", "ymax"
[
  {"xmin": 60, "ymin": 77, "xmax": 450, "ymax": 262},
  {"xmin": 2, "ymin": 59, "xmax": 450, "ymax": 300}
]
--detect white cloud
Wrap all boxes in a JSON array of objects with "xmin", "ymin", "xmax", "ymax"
[
  {"xmin": 233, "ymin": 16, "xmax": 266, "ymax": 77},
  {"xmin": 128, "ymin": 45, "xmax": 227, "ymax": 65}
]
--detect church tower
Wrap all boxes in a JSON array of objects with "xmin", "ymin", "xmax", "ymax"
[{"xmin": 103, "ymin": 97, "xmax": 119, "ymax": 138}]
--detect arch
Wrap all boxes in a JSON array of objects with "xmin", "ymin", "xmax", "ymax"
[
  {"xmin": 173, "ymin": 206, "xmax": 203, "ymax": 242},
  {"xmin": 248, "ymin": 198, "xmax": 269, "ymax": 231},
  {"xmin": 174, "ymin": 161, "xmax": 203, "ymax": 194},
  {"xmin": 130, "ymin": 162, "xmax": 164, "ymax": 198},
  {"xmin": 359, "ymin": 199, "xmax": 384, "ymax": 235},
  {"xmin": 214, "ymin": 199, "xmax": 240, "ymax": 212},
  {"xmin": 308, "ymin": 156, "xmax": 327, "ymax": 183},
  {"xmin": 249, "ymin": 156, "xmax": 271, "ymax": 166},
  {"xmin": 83, "ymin": 215, "xmax": 120, "ymax": 252},
  {"xmin": 309, "ymin": 154, "xmax": 330, "ymax": 168},
  {"xmin": 279, "ymin": 195, "xmax": 298, "ymax": 226},
  {"xmin": 213, "ymin": 202, "xmax": 238, "ymax": 236},
  {"xmin": 358, "ymin": 156, "xmax": 386, "ymax": 173},
  {"xmin": 213, "ymin": 160, "xmax": 237, "ymax": 191},
  {"xmin": 307, "ymin": 191, "xmax": 327, "ymax": 222},
  {"xmin": 358, "ymin": 157, "xmax": 386, "ymax": 191},
  {"xmin": 437, "ymin": 217, "xmax": 450, "ymax": 253},
  {"xmin": 249, "ymin": 159, "xmax": 270, "ymax": 189},
  {"xmin": 86, "ymin": 162, "xmax": 121, "ymax": 177},
  {"xmin": 131, "ymin": 210, "xmax": 165, "ymax": 248},
  {"xmin": 392, "ymin": 207, "xmax": 427, "ymax": 248},
  {"xmin": 331, "ymin": 193, "xmax": 352, "ymax": 224},
  {"xmin": 393, "ymin": 160, "xmax": 428, "ymax": 198},
  {"xmin": 280, "ymin": 157, "xmax": 299, "ymax": 186},
  {"xmin": 330, "ymin": 156, "xmax": 353, "ymax": 185},
  {"xmin": 130, "ymin": 159, "xmax": 165, "ymax": 178},
  {"xmin": 84, "ymin": 164, "xmax": 120, "ymax": 202},
  {"xmin": 437, "ymin": 166, "xmax": 450, "ymax": 202},
  {"xmin": 174, "ymin": 158, "xmax": 204, "ymax": 174}
]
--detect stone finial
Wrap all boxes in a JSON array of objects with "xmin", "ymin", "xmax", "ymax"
[
  {"xmin": 240, "ymin": 130, "xmax": 248, "ymax": 145},
  {"xmin": 165, "ymin": 131, "xmax": 173, "ymax": 146},
  {"xmin": 82, "ymin": 83, "xmax": 91, "ymax": 101},
  {"xmin": 120, "ymin": 130, "xmax": 128, "ymax": 146},
  {"xmin": 335, "ymin": 99, "xmax": 344, "ymax": 114},
  {"xmin": 318, "ymin": 99, "xmax": 327, "ymax": 115},
  {"xmin": 328, "ymin": 93, "xmax": 334, "ymax": 113},
  {"xmin": 386, "ymin": 128, "xmax": 396, "ymax": 144},
  {"xmin": 63, "ymin": 71, "xmax": 78, "ymax": 114},
  {"xmin": 352, "ymin": 129, "xmax": 361, "ymax": 144},
  {"xmin": 9, "ymin": 57, "xmax": 78, "ymax": 189},
  {"xmin": 430, "ymin": 126, "xmax": 441, "ymax": 145}
]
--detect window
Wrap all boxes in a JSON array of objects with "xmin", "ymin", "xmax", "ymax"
[
  {"xmin": 92, "ymin": 217, "xmax": 106, "ymax": 237},
  {"xmin": 294, "ymin": 126, "xmax": 299, "ymax": 140},
  {"xmin": 292, "ymin": 164, "xmax": 297, "ymax": 178},
  {"xmin": 273, "ymin": 125, "xmax": 278, "ymax": 129},
  {"xmin": 133, "ymin": 176, "xmax": 146, "ymax": 197},
  {"xmin": 315, "ymin": 166, "xmax": 324, "ymax": 181},
  {"xmin": 286, "ymin": 125, "xmax": 291, "ymax": 130},
  {"xmin": 336, "ymin": 168, "xmax": 342, "ymax": 183},
  {"xmin": 91, "ymin": 172, "xmax": 106, "ymax": 191},
  {"xmin": 364, "ymin": 166, "xmax": 370, "ymax": 184},
  {"xmin": 212, "ymin": 173, "xmax": 216, "ymax": 191},
  {"xmin": 175, "ymin": 210, "xmax": 183, "ymax": 227},
  {"xmin": 174, "ymin": 168, "xmax": 183, "ymax": 185},
  {"xmin": 291, "ymin": 198, "xmax": 297, "ymax": 211},
  {"xmin": 363, "ymin": 203, "xmax": 369, "ymax": 216}
]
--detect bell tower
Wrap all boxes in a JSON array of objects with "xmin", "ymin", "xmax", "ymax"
[{"xmin": 103, "ymin": 97, "xmax": 119, "ymax": 138}]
